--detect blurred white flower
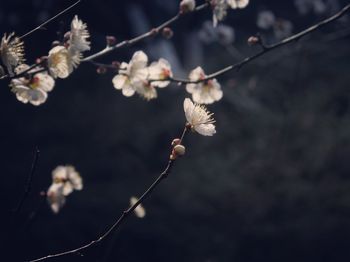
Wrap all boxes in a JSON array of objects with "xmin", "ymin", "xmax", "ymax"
[
  {"xmin": 273, "ymin": 19, "xmax": 293, "ymax": 40},
  {"xmin": 199, "ymin": 21, "xmax": 235, "ymax": 45},
  {"xmin": 186, "ymin": 67, "xmax": 223, "ymax": 104},
  {"xmin": 52, "ymin": 165, "xmax": 83, "ymax": 196},
  {"xmin": 183, "ymin": 98, "xmax": 216, "ymax": 136},
  {"xmin": 69, "ymin": 15, "xmax": 90, "ymax": 53},
  {"xmin": 10, "ymin": 64, "xmax": 55, "ymax": 106},
  {"xmin": 0, "ymin": 32, "xmax": 25, "ymax": 76},
  {"xmin": 257, "ymin": 10, "xmax": 276, "ymax": 30},
  {"xmin": 130, "ymin": 196, "xmax": 146, "ymax": 218},
  {"xmin": 148, "ymin": 58, "xmax": 173, "ymax": 88},
  {"xmin": 48, "ymin": 46, "xmax": 79, "ymax": 79},
  {"xmin": 112, "ymin": 51, "xmax": 148, "ymax": 97},
  {"xmin": 180, "ymin": 0, "xmax": 196, "ymax": 13},
  {"xmin": 211, "ymin": 0, "xmax": 249, "ymax": 27},
  {"xmin": 47, "ymin": 183, "xmax": 66, "ymax": 214},
  {"xmin": 227, "ymin": 0, "xmax": 249, "ymax": 9},
  {"xmin": 294, "ymin": 0, "xmax": 327, "ymax": 15},
  {"xmin": 135, "ymin": 81, "xmax": 158, "ymax": 101}
]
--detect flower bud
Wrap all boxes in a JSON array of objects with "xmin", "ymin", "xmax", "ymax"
[
  {"xmin": 180, "ymin": 0, "xmax": 196, "ymax": 14},
  {"xmin": 51, "ymin": 40, "xmax": 61, "ymax": 48},
  {"xmin": 97, "ymin": 66, "xmax": 107, "ymax": 74},
  {"xmin": 111, "ymin": 61, "xmax": 120, "ymax": 70},
  {"xmin": 106, "ymin": 35, "xmax": 117, "ymax": 46},
  {"xmin": 173, "ymin": 145, "xmax": 186, "ymax": 156},
  {"xmin": 162, "ymin": 27, "xmax": 174, "ymax": 39},
  {"xmin": 247, "ymin": 36, "xmax": 259, "ymax": 46},
  {"xmin": 171, "ymin": 138, "xmax": 181, "ymax": 146},
  {"xmin": 63, "ymin": 31, "xmax": 71, "ymax": 41}
]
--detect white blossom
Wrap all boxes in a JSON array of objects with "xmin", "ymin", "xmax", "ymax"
[
  {"xmin": 47, "ymin": 183, "xmax": 66, "ymax": 214},
  {"xmin": 148, "ymin": 58, "xmax": 173, "ymax": 88},
  {"xmin": 227, "ymin": 0, "xmax": 249, "ymax": 9},
  {"xmin": 183, "ymin": 98, "xmax": 216, "ymax": 136},
  {"xmin": 180, "ymin": 0, "xmax": 196, "ymax": 13},
  {"xmin": 112, "ymin": 51, "xmax": 148, "ymax": 97},
  {"xmin": 0, "ymin": 32, "xmax": 25, "ymax": 76},
  {"xmin": 10, "ymin": 64, "xmax": 55, "ymax": 106},
  {"xmin": 130, "ymin": 196, "xmax": 146, "ymax": 218},
  {"xmin": 52, "ymin": 165, "xmax": 83, "ymax": 196},
  {"xmin": 48, "ymin": 45, "xmax": 80, "ymax": 79},
  {"xmin": 69, "ymin": 15, "xmax": 91, "ymax": 53},
  {"xmin": 212, "ymin": 0, "xmax": 249, "ymax": 27},
  {"xmin": 186, "ymin": 67, "xmax": 223, "ymax": 104}
]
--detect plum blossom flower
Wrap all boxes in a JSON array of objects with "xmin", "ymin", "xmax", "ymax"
[
  {"xmin": 184, "ymin": 98, "xmax": 216, "ymax": 136},
  {"xmin": 68, "ymin": 15, "xmax": 91, "ymax": 53},
  {"xmin": 47, "ymin": 165, "xmax": 82, "ymax": 214},
  {"xmin": 186, "ymin": 67, "xmax": 223, "ymax": 104},
  {"xmin": 48, "ymin": 45, "xmax": 79, "ymax": 79},
  {"xmin": 112, "ymin": 51, "xmax": 148, "ymax": 97},
  {"xmin": 148, "ymin": 58, "xmax": 173, "ymax": 88},
  {"xmin": 10, "ymin": 64, "xmax": 55, "ymax": 106},
  {"xmin": 211, "ymin": 0, "xmax": 249, "ymax": 27},
  {"xmin": 0, "ymin": 32, "xmax": 25, "ymax": 76},
  {"xmin": 52, "ymin": 165, "xmax": 83, "ymax": 196},
  {"xmin": 47, "ymin": 183, "xmax": 66, "ymax": 214},
  {"xmin": 180, "ymin": 0, "xmax": 196, "ymax": 13},
  {"xmin": 130, "ymin": 196, "xmax": 146, "ymax": 218}
]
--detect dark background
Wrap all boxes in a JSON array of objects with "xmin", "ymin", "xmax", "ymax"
[{"xmin": 1, "ymin": 0, "xmax": 350, "ymax": 261}]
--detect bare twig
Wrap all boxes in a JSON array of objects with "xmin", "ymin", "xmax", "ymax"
[
  {"xmin": 28, "ymin": 127, "xmax": 188, "ymax": 262},
  {"xmin": 14, "ymin": 147, "xmax": 40, "ymax": 214},
  {"xmin": 81, "ymin": 3, "xmax": 209, "ymax": 62},
  {"xmin": 19, "ymin": 0, "xmax": 81, "ymax": 39},
  {"xmin": 160, "ymin": 3, "xmax": 350, "ymax": 84}
]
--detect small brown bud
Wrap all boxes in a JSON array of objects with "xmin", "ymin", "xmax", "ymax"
[
  {"xmin": 170, "ymin": 153, "xmax": 177, "ymax": 160},
  {"xmin": 162, "ymin": 27, "xmax": 174, "ymax": 39},
  {"xmin": 106, "ymin": 35, "xmax": 117, "ymax": 46},
  {"xmin": 171, "ymin": 138, "xmax": 181, "ymax": 147},
  {"xmin": 97, "ymin": 66, "xmax": 107, "ymax": 74},
  {"xmin": 247, "ymin": 36, "xmax": 260, "ymax": 46},
  {"xmin": 173, "ymin": 145, "xmax": 186, "ymax": 156}
]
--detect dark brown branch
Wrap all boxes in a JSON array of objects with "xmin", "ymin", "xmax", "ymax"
[
  {"xmin": 28, "ymin": 127, "xmax": 188, "ymax": 262},
  {"xmin": 81, "ymin": 3, "xmax": 209, "ymax": 62},
  {"xmin": 162, "ymin": 3, "xmax": 350, "ymax": 84},
  {"xmin": 14, "ymin": 147, "xmax": 40, "ymax": 214}
]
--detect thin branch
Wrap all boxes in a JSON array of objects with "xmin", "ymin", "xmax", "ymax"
[
  {"xmin": 160, "ymin": 3, "xmax": 350, "ymax": 84},
  {"xmin": 19, "ymin": 0, "xmax": 81, "ymax": 39},
  {"xmin": 28, "ymin": 127, "xmax": 189, "ymax": 262},
  {"xmin": 81, "ymin": 3, "xmax": 209, "ymax": 62},
  {"xmin": 14, "ymin": 147, "xmax": 40, "ymax": 214}
]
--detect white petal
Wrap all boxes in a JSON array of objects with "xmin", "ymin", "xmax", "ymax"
[
  {"xmin": 183, "ymin": 98, "xmax": 195, "ymax": 123},
  {"xmin": 122, "ymin": 83, "xmax": 136, "ymax": 97},
  {"xmin": 131, "ymin": 51, "xmax": 148, "ymax": 71},
  {"xmin": 112, "ymin": 74, "xmax": 128, "ymax": 90},
  {"xmin": 195, "ymin": 123, "xmax": 216, "ymax": 136}
]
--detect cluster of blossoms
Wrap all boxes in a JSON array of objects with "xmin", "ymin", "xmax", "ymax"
[
  {"xmin": 47, "ymin": 165, "xmax": 83, "ymax": 213},
  {"xmin": 8, "ymin": 15, "xmax": 91, "ymax": 105},
  {"xmin": 112, "ymin": 51, "xmax": 173, "ymax": 101},
  {"xmin": 211, "ymin": 0, "xmax": 250, "ymax": 27}
]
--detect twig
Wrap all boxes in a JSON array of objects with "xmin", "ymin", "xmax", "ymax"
[
  {"xmin": 81, "ymin": 3, "xmax": 209, "ymax": 62},
  {"xmin": 28, "ymin": 127, "xmax": 188, "ymax": 262},
  {"xmin": 19, "ymin": 0, "xmax": 81, "ymax": 39},
  {"xmin": 160, "ymin": 3, "xmax": 350, "ymax": 84},
  {"xmin": 14, "ymin": 147, "xmax": 40, "ymax": 214}
]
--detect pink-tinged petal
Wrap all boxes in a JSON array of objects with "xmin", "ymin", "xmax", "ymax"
[
  {"xmin": 112, "ymin": 74, "xmax": 128, "ymax": 90},
  {"xmin": 195, "ymin": 123, "xmax": 216, "ymax": 136}
]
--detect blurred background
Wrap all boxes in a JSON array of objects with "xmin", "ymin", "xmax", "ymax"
[{"xmin": 1, "ymin": 0, "xmax": 350, "ymax": 261}]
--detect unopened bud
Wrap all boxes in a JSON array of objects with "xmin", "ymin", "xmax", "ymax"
[
  {"xmin": 171, "ymin": 138, "xmax": 181, "ymax": 146},
  {"xmin": 173, "ymin": 144, "xmax": 186, "ymax": 156},
  {"xmin": 180, "ymin": 0, "xmax": 196, "ymax": 14},
  {"xmin": 111, "ymin": 61, "xmax": 120, "ymax": 71},
  {"xmin": 162, "ymin": 27, "xmax": 174, "ymax": 39},
  {"xmin": 97, "ymin": 66, "xmax": 107, "ymax": 74},
  {"xmin": 51, "ymin": 40, "xmax": 61, "ymax": 48},
  {"xmin": 63, "ymin": 31, "xmax": 71, "ymax": 41},
  {"xmin": 106, "ymin": 35, "xmax": 117, "ymax": 46},
  {"xmin": 247, "ymin": 36, "xmax": 260, "ymax": 46}
]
